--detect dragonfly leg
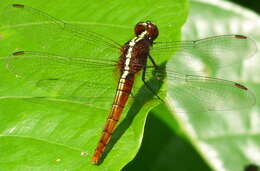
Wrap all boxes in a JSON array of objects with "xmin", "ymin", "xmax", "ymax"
[
  {"xmin": 148, "ymin": 54, "xmax": 158, "ymax": 68},
  {"xmin": 142, "ymin": 65, "xmax": 163, "ymax": 101}
]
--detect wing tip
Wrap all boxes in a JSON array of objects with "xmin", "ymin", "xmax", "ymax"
[
  {"xmin": 235, "ymin": 35, "xmax": 247, "ymax": 39},
  {"xmin": 234, "ymin": 83, "xmax": 248, "ymax": 90},
  {"xmin": 12, "ymin": 4, "xmax": 24, "ymax": 8}
]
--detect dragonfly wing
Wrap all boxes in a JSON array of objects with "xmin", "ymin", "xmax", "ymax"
[
  {"xmin": 5, "ymin": 51, "xmax": 117, "ymax": 79},
  {"xmin": 151, "ymin": 35, "xmax": 257, "ymax": 75},
  {"xmin": 127, "ymin": 65, "xmax": 255, "ymax": 112},
  {"xmin": 166, "ymin": 72, "xmax": 255, "ymax": 113},
  {"xmin": 2, "ymin": 4, "xmax": 120, "ymax": 59},
  {"xmin": 2, "ymin": 51, "xmax": 119, "ymax": 110},
  {"xmin": 34, "ymin": 78, "xmax": 117, "ymax": 110}
]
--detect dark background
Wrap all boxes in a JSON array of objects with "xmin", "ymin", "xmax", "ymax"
[{"xmin": 230, "ymin": 0, "xmax": 260, "ymax": 13}]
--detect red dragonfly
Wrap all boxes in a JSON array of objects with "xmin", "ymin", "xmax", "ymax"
[{"xmin": 2, "ymin": 4, "xmax": 256, "ymax": 164}]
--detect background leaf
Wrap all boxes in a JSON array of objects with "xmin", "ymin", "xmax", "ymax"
[
  {"xmin": 0, "ymin": 0, "xmax": 188, "ymax": 170},
  {"xmin": 125, "ymin": 0, "xmax": 260, "ymax": 171}
]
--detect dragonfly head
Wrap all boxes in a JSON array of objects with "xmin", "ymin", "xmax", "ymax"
[{"xmin": 135, "ymin": 21, "xmax": 159, "ymax": 41}]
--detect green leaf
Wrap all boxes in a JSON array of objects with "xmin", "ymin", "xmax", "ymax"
[
  {"xmin": 0, "ymin": 0, "xmax": 188, "ymax": 170},
  {"xmin": 125, "ymin": 0, "xmax": 260, "ymax": 171}
]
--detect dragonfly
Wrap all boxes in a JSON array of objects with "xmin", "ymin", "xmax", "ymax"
[{"xmin": 1, "ymin": 4, "xmax": 256, "ymax": 164}]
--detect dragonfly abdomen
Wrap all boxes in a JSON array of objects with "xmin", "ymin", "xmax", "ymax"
[{"xmin": 92, "ymin": 74, "xmax": 135, "ymax": 164}]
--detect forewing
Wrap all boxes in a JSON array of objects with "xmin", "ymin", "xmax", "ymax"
[
  {"xmin": 1, "ymin": 4, "xmax": 120, "ymax": 60},
  {"xmin": 151, "ymin": 35, "xmax": 257, "ymax": 75}
]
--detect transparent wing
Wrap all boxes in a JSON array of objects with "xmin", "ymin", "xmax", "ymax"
[
  {"xmin": 143, "ymin": 65, "xmax": 254, "ymax": 112},
  {"xmin": 33, "ymin": 78, "xmax": 117, "ymax": 110},
  {"xmin": 1, "ymin": 4, "xmax": 121, "ymax": 59},
  {"xmin": 163, "ymin": 71, "xmax": 255, "ymax": 112},
  {"xmin": 151, "ymin": 35, "xmax": 257, "ymax": 74},
  {"xmin": 3, "ymin": 50, "xmax": 119, "ymax": 109},
  {"xmin": 6, "ymin": 51, "xmax": 117, "ymax": 79}
]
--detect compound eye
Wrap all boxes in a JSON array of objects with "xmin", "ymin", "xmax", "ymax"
[
  {"xmin": 147, "ymin": 23, "xmax": 158, "ymax": 40},
  {"xmin": 134, "ymin": 22, "xmax": 146, "ymax": 36}
]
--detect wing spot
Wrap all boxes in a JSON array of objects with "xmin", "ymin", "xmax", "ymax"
[
  {"xmin": 12, "ymin": 4, "xmax": 24, "ymax": 8},
  {"xmin": 234, "ymin": 83, "xmax": 248, "ymax": 90},
  {"xmin": 235, "ymin": 35, "xmax": 247, "ymax": 39},
  {"xmin": 13, "ymin": 51, "xmax": 25, "ymax": 56}
]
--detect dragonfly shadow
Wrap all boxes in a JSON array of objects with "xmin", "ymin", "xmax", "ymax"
[{"xmin": 100, "ymin": 62, "xmax": 167, "ymax": 163}]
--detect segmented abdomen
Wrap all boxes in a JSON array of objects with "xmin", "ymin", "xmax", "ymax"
[{"xmin": 91, "ymin": 74, "xmax": 135, "ymax": 164}]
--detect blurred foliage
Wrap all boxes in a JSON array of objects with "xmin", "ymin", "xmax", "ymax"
[{"xmin": 229, "ymin": 0, "xmax": 260, "ymax": 13}]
